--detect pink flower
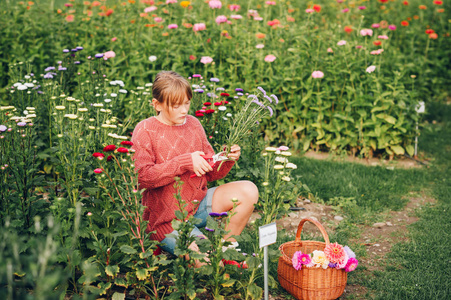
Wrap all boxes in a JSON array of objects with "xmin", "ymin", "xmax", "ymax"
[
  {"xmin": 356, "ymin": 45, "xmax": 363, "ymax": 49},
  {"xmin": 266, "ymin": 1, "xmax": 276, "ymax": 4},
  {"xmin": 305, "ymin": 8, "xmax": 314, "ymax": 13},
  {"xmin": 378, "ymin": 35, "xmax": 389, "ymax": 40},
  {"xmin": 360, "ymin": 29, "xmax": 373, "ymax": 36},
  {"xmin": 229, "ymin": 4, "xmax": 240, "ymax": 11},
  {"xmin": 104, "ymin": 51, "xmax": 116, "ymax": 59},
  {"xmin": 388, "ymin": 25, "xmax": 396, "ymax": 30},
  {"xmin": 292, "ymin": 251, "xmax": 303, "ymax": 271},
  {"xmin": 278, "ymin": 146, "xmax": 289, "ymax": 151},
  {"xmin": 327, "ymin": 47, "xmax": 333, "ymax": 53},
  {"xmin": 209, "ymin": 0, "xmax": 222, "ymax": 9},
  {"xmin": 216, "ymin": 15, "xmax": 228, "ymax": 25},
  {"xmin": 311, "ymin": 71, "xmax": 324, "ymax": 78},
  {"xmin": 166, "ymin": 0, "xmax": 177, "ymax": 4},
  {"xmin": 230, "ymin": 14, "xmax": 243, "ymax": 20},
  {"xmin": 111, "ymin": 37, "xmax": 117, "ymax": 42},
  {"xmin": 94, "ymin": 168, "xmax": 103, "ymax": 174},
  {"xmin": 372, "ymin": 23, "xmax": 380, "ymax": 28},
  {"xmin": 337, "ymin": 40, "xmax": 347, "ymax": 46},
  {"xmin": 345, "ymin": 258, "xmax": 358, "ymax": 272},
  {"xmin": 358, "ymin": 6, "xmax": 366, "ymax": 10},
  {"xmin": 200, "ymin": 56, "xmax": 214, "ymax": 64},
  {"xmin": 299, "ymin": 253, "xmax": 312, "ymax": 265},
  {"xmin": 193, "ymin": 23, "xmax": 206, "ymax": 32},
  {"xmin": 342, "ymin": 8, "xmax": 349, "ymax": 13},
  {"xmin": 256, "ymin": 44, "xmax": 265, "ymax": 49},
  {"xmin": 264, "ymin": 54, "xmax": 276, "ymax": 62},
  {"xmin": 337, "ymin": 0, "xmax": 344, "ymax": 3},
  {"xmin": 324, "ymin": 242, "xmax": 346, "ymax": 264},
  {"xmin": 168, "ymin": 23, "xmax": 178, "ymax": 29},
  {"xmin": 366, "ymin": 66, "xmax": 376, "ymax": 73},
  {"xmin": 254, "ymin": 16, "xmax": 263, "ymax": 21},
  {"xmin": 154, "ymin": 17, "xmax": 163, "ymax": 23},
  {"xmin": 144, "ymin": 6, "xmax": 157, "ymax": 13},
  {"xmin": 370, "ymin": 49, "xmax": 384, "ymax": 55}
]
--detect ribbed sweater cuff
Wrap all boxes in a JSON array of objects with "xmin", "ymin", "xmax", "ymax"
[{"xmin": 178, "ymin": 152, "xmax": 194, "ymax": 172}]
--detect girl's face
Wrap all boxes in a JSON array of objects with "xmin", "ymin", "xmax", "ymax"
[{"xmin": 153, "ymin": 96, "xmax": 191, "ymax": 126}]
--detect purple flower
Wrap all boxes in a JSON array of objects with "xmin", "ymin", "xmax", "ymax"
[
  {"xmin": 328, "ymin": 262, "xmax": 337, "ymax": 268},
  {"xmin": 234, "ymin": 96, "xmax": 239, "ymax": 99},
  {"xmin": 44, "ymin": 73, "xmax": 54, "ymax": 79},
  {"xmin": 267, "ymin": 106, "xmax": 273, "ymax": 117},
  {"xmin": 30, "ymin": 73, "xmax": 34, "ymax": 76},
  {"xmin": 235, "ymin": 88, "xmax": 244, "ymax": 92},
  {"xmin": 343, "ymin": 246, "xmax": 356, "ymax": 259},
  {"xmin": 216, "ymin": 87, "xmax": 225, "ymax": 91},
  {"xmin": 95, "ymin": 53, "xmax": 104, "ymax": 58},
  {"xmin": 74, "ymin": 61, "xmax": 81, "ymax": 64},
  {"xmin": 205, "ymin": 227, "xmax": 215, "ymax": 232},
  {"xmin": 257, "ymin": 86, "xmax": 267, "ymax": 95},
  {"xmin": 37, "ymin": 91, "xmax": 43, "ymax": 94},
  {"xmin": 219, "ymin": 212, "xmax": 228, "ymax": 217},
  {"xmin": 252, "ymin": 100, "xmax": 264, "ymax": 107},
  {"xmin": 237, "ymin": 92, "xmax": 243, "ymax": 96},
  {"xmin": 247, "ymin": 94, "xmax": 258, "ymax": 99},
  {"xmin": 76, "ymin": 46, "xmax": 84, "ymax": 50},
  {"xmin": 192, "ymin": 74, "xmax": 202, "ymax": 78},
  {"xmin": 270, "ymin": 94, "xmax": 279, "ymax": 104},
  {"xmin": 17, "ymin": 122, "xmax": 27, "ymax": 126},
  {"xmin": 210, "ymin": 77, "xmax": 220, "ymax": 82},
  {"xmin": 0, "ymin": 125, "xmax": 7, "ymax": 132},
  {"xmin": 58, "ymin": 66, "xmax": 67, "ymax": 71},
  {"xmin": 194, "ymin": 89, "xmax": 204, "ymax": 93},
  {"xmin": 63, "ymin": 49, "xmax": 69, "ymax": 53},
  {"xmin": 209, "ymin": 212, "xmax": 221, "ymax": 217},
  {"xmin": 45, "ymin": 66, "xmax": 55, "ymax": 72},
  {"xmin": 264, "ymin": 94, "xmax": 272, "ymax": 103},
  {"xmin": 71, "ymin": 49, "xmax": 78, "ymax": 52}
]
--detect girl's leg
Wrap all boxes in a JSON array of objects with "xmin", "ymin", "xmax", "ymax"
[{"xmin": 211, "ymin": 180, "xmax": 258, "ymax": 242}]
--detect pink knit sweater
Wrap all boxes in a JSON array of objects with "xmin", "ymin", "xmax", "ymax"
[{"xmin": 131, "ymin": 115, "xmax": 234, "ymax": 242}]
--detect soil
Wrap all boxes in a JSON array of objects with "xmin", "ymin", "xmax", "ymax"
[{"xmin": 260, "ymin": 190, "xmax": 436, "ymax": 300}]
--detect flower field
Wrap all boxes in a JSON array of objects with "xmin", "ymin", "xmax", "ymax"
[{"xmin": 0, "ymin": 0, "xmax": 450, "ymax": 299}]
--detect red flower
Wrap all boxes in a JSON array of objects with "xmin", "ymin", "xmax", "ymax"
[
  {"xmin": 205, "ymin": 109, "xmax": 215, "ymax": 114},
  {"xmin": 220, "ymin": 93, "xmax": 230, "ymax": 97},
  {"xmin": 214, "ymin": 102, "xmax": 222, "ymax": 106},
  {"xmin": 106, "ymin": 8, "xmax": 114, "ymax": 16},
  {"xmin": 429, "ymin": 33, "xmax": 438, "ymax": 39},
  {"xmin": 107, "ymin": 155, "xmax": 113, "ymax": 161},
  {"xmin": 224, "ymin": 101, "xmax": 229, "ymax": 104},
  {"xmin": 203, "ymin": 102, "xmax": 212, "ymax": 106},
  {"xmin": 433, "ymin": 0, "xmax": 443, "ymax": 5},
  {"xmin": 195, "ymin": 112, "xmax": 204, "ymax": 117},
  {"xmin": 403, "ymin": 1, "xmax": 409, "ymax": 5},
  {"xmin": 401, "ymin": 21, "xmax": 409, "ymax": 27},
  {"xmin": 373, "ymin": 40, "xmax": 382, "ymax": 46},
  {"xmin": 94, "ymin": 168, "xmax": 103, "ymax": 174},
  {"xmin": 189, "ymin": 55, "xmax": 196, "ymax": 60},
  {"xmin": 92, "ymin": 152, "xmax": 105, "ymax": 158},
  {"xmin": 425, "ymin": 29, "xmax": 435, "ymax": 34},
  {"xmin": 117, "ymin": 147, "xmax": 129, "ymax": 153},
  {"xmin": 344, "ymin": 26, "xmax": 353, "ymax": 33},
  {"xmin": 103, "ymin": 145, "xmax": 116, "ymax": 152},
  {"xmin": 120, "ymin": 141, "xmax": 133, "ymax": 146},
  {"xmin": 379, "ymin": 0, "xmax": 388, "ymax": 2},
  {"xmin": 313, "ymin": 5, "xmax": 321, "ymax": 12}
]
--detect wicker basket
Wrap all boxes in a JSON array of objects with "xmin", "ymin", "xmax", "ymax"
[{"xmin": 278, "ymin": 218, "xmax": 347, "ymax": 300}]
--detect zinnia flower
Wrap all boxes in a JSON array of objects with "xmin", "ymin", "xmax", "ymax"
[
  {"xmin": 337, "ymin": 40, "xmax": 346, "ymax": 46},
  {"xmin": 208, "ymin": 0, "xmax": 222, "ymax": 9},
  {"xmin": 360, "ymin": 29, "xmax": 373, "ymax": 36},
  {"xmin": 344, "ymin": 257, "xmax": 358, "ymax": 272},
  {"xmin": 300, "ymin": 253, "xmax": 312, "ymax": 265},
  {"xmin": 366, "ymin": 65, "xmax": 376, "ymax": 73},
  {"xmin": 324, "ymin": 242, "xmax": 346, "ymax": 264},
  {"xmin": 104, "ymin": 51, "xmax": 116, "ymax": 59},
  {"xmin": 94, "ymin": 168, "xmax": 103, "ymax": 174},
  {"xmin": 292, "ymin": 251, "xmax": 303, "ymax": 271},
  {"xmin": 216, "ymin": 15, "xmax": 227, "ymax": 25},
  {"xmin": 311, "ymin": 71, "xmax": 324, "ymax": 78},
  {"xmin": 200, "ymin": 56, "xmax": 213, "ymax": 64},
  {"xmin": 264, "ymin": 54, "xmax": 276, "ymax": 62},
  {"xmin": 168, "ymin": 24, "xmax": 178, "ymax": 29},
  {"xmin": 193, "ymin": 23, "xmax": 206, "ymax": 32}
]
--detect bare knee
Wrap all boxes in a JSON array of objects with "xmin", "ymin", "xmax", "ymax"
[{"xmin": 239, "ymin": 181, "xmax": 259, "ymax": 207}]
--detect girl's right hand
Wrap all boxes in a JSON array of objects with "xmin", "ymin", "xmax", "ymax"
[{"xmin": 191, "ymin": 151, "xmax": 213, "ymax": 177}]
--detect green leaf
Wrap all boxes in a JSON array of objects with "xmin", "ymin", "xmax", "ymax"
[
  {"xmin": 390, "ymin": 145, "xmax": 405, "ymax": 155},
  {"xmin": 105, "ymin": 265, "xmax": 119, "ymax": 278},
  {"xmin": 114, "ymin": 278, "xmax": 128, "ymax": 288},
  {"xmin": 221, "ymin": 279, "xmax": 236, "ymax": 287},
  {"xmin": 406, "ymin": 145, "xmax": 414, "ymax": 157},
  {"xmin": 97, "ymin": 282, "xmax": 112, "ymax": 296},
  {"xmin": 120, "ymin": 245, "xmax": 137, "ymax": 254},
  {"xmin": 247, "ymin": 283, "xmax": 263, "ymax": 300},
  {"xmin": 112, "ymin": 292, "xmax": 126, "ymax": 300},
  {"xmin": 136, "ymin": 268, "xmax": 148, "ymax": 281}
]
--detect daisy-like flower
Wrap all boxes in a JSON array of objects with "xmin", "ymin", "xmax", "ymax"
[
  {"xmin": 200, "ymin": 56, "xmax": 214, "ymax": 64},
  {"xmin": 292, "ymin": 251, "xmax": 303, "ymax": 270},
  {"xmin": 324, "ymin": 242, "xmax": 347, "ymax": 264},
  {"xmin": 366, "ymin": 66, "xmax": 376, "ymax": 73},
  {"xmin": 299, "ymin": 253, "xmax": 312, "ymax": 265},
  {"xmin": 274, "ymin": 165, "xmax": 284, "ymax": 169},
  {"xmin": 265, "ymin": 147, "xmax": 278, "ymax": 152},
  {"xmin": 311, "ymin": 250, "xmax": 329, "ymax": 269},
  {"xmin": 344, "ymin": 257, "xmax": 358, "ymax": 272},
  {"xmin": 311, "ymin": 71, "xmax": 324, "ymax": 78},
  {"xmin": 337, "ymin": 40, "xmax": 347, "ymax": 46}
]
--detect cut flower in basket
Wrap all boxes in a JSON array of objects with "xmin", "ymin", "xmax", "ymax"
[{"xmin": 292, "ymin": 243, "xmax": 358, "ymax": 272}]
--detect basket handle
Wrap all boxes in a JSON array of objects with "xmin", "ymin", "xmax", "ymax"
[{"xmin": 295, "ymin": 218, "xmax": 330, "ymax": 245}]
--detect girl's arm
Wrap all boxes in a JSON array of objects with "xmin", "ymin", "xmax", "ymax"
[{"xmin": 200, "ymin": 131, "xmax": 235, "ymax": 182}]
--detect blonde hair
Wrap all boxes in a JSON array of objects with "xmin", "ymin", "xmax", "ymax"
[{"xmin": 152, "ymin": 71, "xmax": 192, "ymax": 107}]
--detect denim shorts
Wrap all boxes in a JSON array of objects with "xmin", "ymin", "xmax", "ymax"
[{"xmin": 160, "ymin": 186, "xmax": 217, "ymax": 255}]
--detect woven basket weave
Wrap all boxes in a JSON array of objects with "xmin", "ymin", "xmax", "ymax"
[{"xmin": 278, "ymin": 218, "xmax": 347, "ymax": 300}]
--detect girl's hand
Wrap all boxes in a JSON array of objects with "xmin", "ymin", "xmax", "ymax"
[
  {"xmin": 191, "ymin": 151, "xmax": 213, "ymax": 177},
  {"xmin": 227, "ymin": 145, "xmax": 241, "ymax": 161}
]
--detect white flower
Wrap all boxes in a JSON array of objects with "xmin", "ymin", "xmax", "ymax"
[
  {"xmin": 64, "ymin": 114, "xmax": 78, "ymax": 119},
  {"xmin": 66, "ymin": 97, "xmax": 76, "ymax": 101},
  {"xmin": 78, "ymin": 108, "xmax": 88, "ymax": 112},
  {"xmin": 311, "ymin": 250, "xmax": 329, "ymax": 269},
  {"xmin": 274, "ymin": 165, "xmax": 284, "ymax": 170},
  {"xmin": 93, "ymin": 103, "xmax": 104, "ymax": 107},
  {"xmin": 265, "ymin": 147, "xmax": 277, "ymax": 152},
  {"xmin": 26, "ymin": 107, "xmax": 36, "ymax": 110},
  {"xmin": 17, "ymin": 85, "xmax": 27, "ymax": 90},
  {"xmin": 24, "ymin": 82, "xmax": 34, "ymax": 87},
  {"xmin": 27, "ymin": 114, "xmax": 36, "ymax": 118},
  {"xmin": 110, "ymin": 81, "xmax": 117, "ymax": 86},
  {"xmin": 119, "ymin": 89, "xmax": 127, "ymax": 94},
  {"xmin": 101, "ymin": 124, "xmax": 110, "ymax": 128},
  {"xmin": 89, "ymin": 118, "xmax": 95, "ymax": 122},
  {"xmin": 262, "ymin": 182, "xmax": 269, "ymax": 186},
  {"xmin": 24, "ymin": 75, "xmax": 30, "ymax": 79},
  {"xmin": 145, "ymin": 83, "xmax": 153, "ymax": 87},
  {"xmin": 275, "ymin": 156, "xmax": 288, "ymax": 163},
  {"xmin": 226, "ymin": 113, "xmax": 232, "ymax": 117},
  {"xmin": 104, "ymin": 99, "xmax": 112, "ymax": 103},
  {"xmin": 281, "ymin": 151, "xmax": 292, "ymax": 156},
  {"xmin": 149, "ymin": 55, "xmax": 157, "ymax": 62},
  {"xmin": 88, "ymin": 126, "xmax": 96, "ymax": 130},
  {"xmin": 218, "ymin": 106, "xmax": 227, "ymax": 111},
  {"xmin": 13, "ymin": 83, "xmax": 21, "ymax": 87},
  {"xmin": 111, "ymin": 93, "xmax": 117, "ymax": 97},
  {"xmin": 366, "ymin": 65, "xmax": 376, "ymax": 73},
  {"xmin": 55, "ymin": 106, "xmax": 66, "ymax": 110},
  {"xmin": 281, "ymin": 176, "xmax": 291, "ymax": 182},
  {"xmin": 286, "ymin": 163, "xmax": 297, "ymax": 169}
]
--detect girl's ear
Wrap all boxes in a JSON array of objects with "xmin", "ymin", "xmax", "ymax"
[{"xmin": 152, "ymin": 98, "xmax": 162, "ymax": 113}]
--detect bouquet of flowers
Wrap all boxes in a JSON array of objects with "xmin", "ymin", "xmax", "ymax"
[{"xmin": 291, "ymin": 242, "xmax": 358, "ymax": 273}]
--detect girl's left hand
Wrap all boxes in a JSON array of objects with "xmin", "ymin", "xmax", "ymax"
[{"xmin": 227, "ymin": 144, "xmax": 241, "ymax": 161}]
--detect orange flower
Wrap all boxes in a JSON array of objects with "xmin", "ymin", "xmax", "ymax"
[
  {"xmin": 419, "ymin": 5, "xmax": 427, "ymax": 9},
  {"xmin": 413, "ymin": 15, "xmax": 419, "ymax": 20},
  {"xmin": 403, "ymin": 1, "xmax": 409, "ymax": 5},
  {"xmin": 92, "ymin": 1, "xmax": 100, "ymax": 6},
  {"xmin": 106, "ymin": 8, "xmax": 113, "ymax": 16},
  {"xmin": 373, "ymin": 40, "xmax": 382, "ymax": 46},
  {"xmin": 313, "ymin": 5, "xmax": 321, "ymax": 13},
  {"xmin": 180, "ymin": 1, "xmax": 190, "ymax": 8},
  {"xmin": 344, "ymin": 26, "xmax": 353, "ymax": 33},
  {"xmin": 286, "ymin": 16, "xmax": 295, "ymax": 22},
  {"xmin": 130, "ymin": 19, "xmax": 136, "ymax": 23},
  {"xmin": 433, "ymin": 0, "xmax": 443, "ymax": 5},
  {"xmin": 84, "ymin": 1, "xmax": 91, "ymax": 5},
  {"xmin": 57, "ymin": 8, "xmax": 62, "ymax": 13},
  {"xmin": 256, "ymin": 33, "xmax": 266, "ymax": 39},
  {"xmin": 407, "ymin": 17, "xmax": 412, "ymax": 21},
  {"xmin": 425, "ymin": 29, "xmax": 434, "ymax": 34},
  {"xmin": 140, "ymin": 13, "xmax": 148, "ymax": 17},
  {"xmin": 437, "ymin": 9, "xmax": 444, "ymax": 13},
  {"xmin": 401, "ymin": 21, "xmax": 409, "ymax": 26},
  {"xmin": 429, "ymin": 33, "xmax": 438, "ymax": 39},
  {"xmin": 162, "ymin": 32, "xmax": 169, "ymax": 36},
  {"xmin": 380, "ymin": 20, "xmax": 388, "ymax": 29},
  {"xmin": 279, "ymin": 38, "xmax": 285, "ymax": 43},
  {"xmin": 28, "ymin": 1, "xmax": 34, "ymax": 5},
  {"xmin": 288, "ymin": 8, "xmax": 295, "ymax": 13},
  {"xmin": 66, "ymin": 14, "xmax": 75, "ymax": 22},
  {"xmin": 183, "ymin": 23, "xmax": 193, "ymax": 28},
  {"xmin": 128, "ymin": 0, "xmax": 135, "ymax": 3}
]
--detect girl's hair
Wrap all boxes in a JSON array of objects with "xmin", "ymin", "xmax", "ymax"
[{"xmin": 152, "ymin": 71, "xmax": 192, "ymax": 107}]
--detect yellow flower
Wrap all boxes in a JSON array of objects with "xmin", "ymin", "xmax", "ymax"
[
  {"xmin": 311, "ymin": 250, "xmax": 329, "ymax": 269},
  {"xmin": 180, "ymin": 1, "xmax": 190, "ymax": 8}
]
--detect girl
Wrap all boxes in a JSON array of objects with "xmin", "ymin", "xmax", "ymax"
[{"xmin": 131, "ymin": 71, "xmax": 258, "ymax": 259}]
